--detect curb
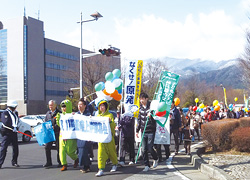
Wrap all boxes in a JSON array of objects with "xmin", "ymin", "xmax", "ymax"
[{"xmin": 190, "ymin": 144, "xmax": 234, "ymax": 180}]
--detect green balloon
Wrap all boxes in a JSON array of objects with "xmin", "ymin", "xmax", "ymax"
[
  {"xmin": 105, "ymin": 72, "xmax": 113, "ymax": 81},
  {"xmin": 157, "ymin": 102, "xmax": 168, "ymax": 112},
  {"xmin": 115, "ymin": 82, "xmax": 123, "ymax": 90},
  {"xmin": 95, "ymin": 83, "xmax": 102, "ymax": 91},
  {"xmin": 112, "ymin": 69, "xmax": 121, "ymax": 78}
]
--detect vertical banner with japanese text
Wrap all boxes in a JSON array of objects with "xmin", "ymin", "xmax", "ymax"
[
  {"xmin": 153, "ymin": 71, "xmax": 179, "ymax": 127},
  {"xmin": 124, "ymin": 60, "xmax": 143, "ymax": 118}
]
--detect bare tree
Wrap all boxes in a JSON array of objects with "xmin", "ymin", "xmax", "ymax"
[
  {"xmin": 142, "ymin": 59, "xmax": 168, "ymax": 99},
  {"xmin": 239, "ymin": 31, "xmax": 250, "ymax": 91}
]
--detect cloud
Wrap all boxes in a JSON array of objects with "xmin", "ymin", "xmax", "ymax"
[{"xmin": 114, "ymin": 10, "xmax": 246, "ymax": 61}]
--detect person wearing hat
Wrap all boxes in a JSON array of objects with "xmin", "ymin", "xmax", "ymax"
[
  {"xmin": 56, "ymin": 99, "xmax": 78, "ymax": 171},
  {"xmin": 95, "ymin": 100, "xmax": 118, "ymax": 177},
  {"xmin": 0, "ymin": 100, "xmax": 20, "ymax": 168}
]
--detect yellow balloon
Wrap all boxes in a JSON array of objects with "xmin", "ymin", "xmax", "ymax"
[
  {"xmin": 195, "ymin": 98, "xmax": 199, "ymax": 103},
  {"xmin": 234, "ymin": 97, "xmax": 238, "ymax": 102},
  {"xmin": 213, "ymin": 100, "xmax": 219, "ymax": 106},
  {"xmin": 245, "ymin": 108, "xmax": 249, "ymax": 112},
  {"xmin": 174, "ymin": 97, "xmax": 180, "ymax": 106},
  {"xmin": 199, "ymin": 103, "xmax": 204, "ymax": 109}
]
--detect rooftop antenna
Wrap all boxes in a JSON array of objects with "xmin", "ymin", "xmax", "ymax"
[
  {"xmin": 37, "ymin": 9, "xmax": 40, "ymax": 20},
  {"xmin": 24, "ymin": 6, "xmax": 26, "ymax": 17}
]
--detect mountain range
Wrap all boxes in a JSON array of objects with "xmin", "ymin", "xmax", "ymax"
[{"xmin": 146, "ymin": 57, "xmax": 244, "ymax": 89}]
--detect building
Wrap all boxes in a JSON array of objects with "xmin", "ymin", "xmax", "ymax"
[{"xmin": 0, "ymin": 16, "xmax": 120, "ymax": 115}]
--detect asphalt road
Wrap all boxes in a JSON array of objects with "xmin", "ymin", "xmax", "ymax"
[{"xmin": 0, "ymin": 137, "xmax": 204, "ymax": 180}]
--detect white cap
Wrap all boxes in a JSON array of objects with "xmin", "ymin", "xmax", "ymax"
[{"xmin": 7, "ymin": 100, "xmax": 18, "ymax": 108}]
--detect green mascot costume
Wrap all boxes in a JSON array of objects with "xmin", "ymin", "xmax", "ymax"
[
  {"xmin": 56, "ymin": 99, "xmax": 78, "ymax": 171},
  {"xmin": 95, "ymin": 100, "xmax": 118, "ymax": 177}
]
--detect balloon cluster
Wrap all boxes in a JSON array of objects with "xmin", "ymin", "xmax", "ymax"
[{"xmin": 94, "ymin": 69, "xmax": 123, "ymax": 102}]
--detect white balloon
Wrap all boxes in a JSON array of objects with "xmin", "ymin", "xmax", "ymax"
[
  {"xmin": 150, "ymin": 100, "xmax": 159, "ymax": 111},
  {"xmin": 112, "ymin": 78, "xmax": 123, "ymax": 88},
  {"xmin": 105, "ymin": 81, "xmax": 115, "ymax": 94}
]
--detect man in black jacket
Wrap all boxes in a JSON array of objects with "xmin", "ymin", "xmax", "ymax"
[
  {"xmin": 43, "ymin": 100, "xmax": 61, "ymax": 168},
  {"xmin": 170, "ymin": 101, "xmax": 182, "ymax": 155},
  {"xmin": 136, "ymin": 93, "xmax": 158, "ymax": 172},
  {"xmin": 0, "ymin": 100, "xmax": 20, "ymax": 168}
]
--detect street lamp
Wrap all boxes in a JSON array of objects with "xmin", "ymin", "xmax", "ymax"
[{"xmin": 77, "ymin": 11, "xmax": 103, "ymax": 98}]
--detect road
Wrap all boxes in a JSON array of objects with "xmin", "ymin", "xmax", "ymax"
[{"xmin": 0, "ymin": 137, "xmax": 208, "ymax": 180}]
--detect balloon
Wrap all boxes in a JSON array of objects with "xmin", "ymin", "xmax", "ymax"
[
  {"xmin": 155, "ymin": 110, "xmax": 166, "ymax": 117},
  {"xmin": 105, "ymin": 72, "xmax": 113, "ymax": 81},
  {"xmin": 112, "ymin": 69, "xmax": 121, "ymax": 78},
  {"xmin": 245, "ymin": 108, "xmax": 249, "ymax": 112},
  {"xmin": 229, "ymin": 104, "xmax": 233, "ymax": 109},
  {"xmin": 198, "ymin": 108, "xmax": 204, "ymax": 113},
  {"xmin": 195, "ymin": 98, "xmax": 199, "ymax": 103},
  {"xmin": 150, "ymin": 100, "xmax": 159, "ymax": 111},
  {"xmin": 213, "ymin": 100, "xmax": 219, "ymax": 106},
  {"xmin": 234, "ymin": 97, "xmax": 238, "ymax": 102},
  {"xmin": 214, "ymin": 105, "xmax": 220, "ymax": 111},
  {"xmin": 157, "ymin": 102, "xmax": 168, "ymax": 112},
  {"xmin": 103, "ymin": 89, "xmax": 110, "ymax": 95},
  {"xmin": 105, "ymin": 81, "xmax": 115, "ymax": 94},
  {"xmin": 193, "ymin": 106, "xmax": 197, "ymax": 111},
  {"xmin": 95, "ymin": 83, "xmax": 103, "ymax": 91},
  {"xmin": 117, "ymin": 89, "xmax": 122, "ymax": 94},
  {"xmin": 174, "ymin": 98, "xmax": 180, "ymax": 106},
  {"xmin": 115, "ymin": 83, "xmax": 123, "ymax": 90},
  {"xmin": 113, "ymin": 93, "xmax": 122, "ymax": 101},
  {"xmin": 96, "ymin": 91, "xmax": 113, "ymax": 101},
  {"xmin": 112, "ymin": 78, "xmax": 123, "ymax": 88},
  {"xmin": 199, "ymin": 103, "xmax": 205, "ymax": 109}
]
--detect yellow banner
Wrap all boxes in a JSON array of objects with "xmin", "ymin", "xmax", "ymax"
[
  {"xmin": 133, "ymin": 60, "xmax": 143, "ymax": 118},
  {"xmin": 224, "ymin": 88, "xmax": 228, "ymax": 108}
]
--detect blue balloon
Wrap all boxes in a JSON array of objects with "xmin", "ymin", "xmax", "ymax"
[
  {"xmin": 229, "ymin": 104, "xmax": 233, "ymax": 109},
  {"xmin": 99, "ymin": 82, "xmax": 105, "ymax": 90},
  {"xmin": 211, "ymin": 107, "xmax": 214, "ymax": 111},
  {"xmin": 117, "ymin": 89, "xmax": 122, "ymax": 94}
]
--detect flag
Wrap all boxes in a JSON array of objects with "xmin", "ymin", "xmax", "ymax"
[{"xmin": 124, "ymin": 60, "xmax": 143, "ymax": 118}]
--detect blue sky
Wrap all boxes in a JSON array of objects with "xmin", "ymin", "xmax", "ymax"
[{"xmin": 1, "ymin": 0, "xmax": 250, "ymax": 61}]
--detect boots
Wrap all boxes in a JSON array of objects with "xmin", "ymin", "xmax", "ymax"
[
  {"xmin": 73, "ymin": 158, "xmax": 79, "ymax": 168},
  {"xmin": 61, "ymin": 165, "xmax": 67, "ymax": 171}
]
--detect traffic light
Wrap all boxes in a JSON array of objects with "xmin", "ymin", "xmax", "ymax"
[{"xmin": 99, "ymin": 48, "xmax": 120, "ymax": 56}]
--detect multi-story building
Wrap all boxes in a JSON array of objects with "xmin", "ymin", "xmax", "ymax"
[{"xmin": 0, "ymin": 16, "xmax": 120, "ymax": 115}]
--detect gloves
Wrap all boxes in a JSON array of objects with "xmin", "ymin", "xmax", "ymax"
[{"xmin": 13, "ymin": 127, "xmax": 18, "ymax": 133}]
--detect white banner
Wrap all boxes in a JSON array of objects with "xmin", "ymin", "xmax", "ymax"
[
  {"xmin": 59, "ymin": 114, "xmax": 112, "ymax": 143},
  {"xmin": 154, "ymin": 116, "xmax": 170, "ymax": 145}
]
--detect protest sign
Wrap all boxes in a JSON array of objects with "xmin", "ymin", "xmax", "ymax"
[{"xmin": 59, "ymin": 114, "xmax": 112, "ymax": 143}]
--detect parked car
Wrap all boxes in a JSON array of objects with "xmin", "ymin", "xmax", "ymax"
[
  {"xmin": 0, "ymin": 110, "xmax": 33, "ymax": 142},
  {"xmin": 20, "ymin": 115, "xmax": 45, "ymax": 127}
]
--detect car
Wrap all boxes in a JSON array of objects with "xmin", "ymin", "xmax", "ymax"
[
  {"xmin": 0, "ymin": 110, "xmax": 33, "ymax": 142},
  {"xmin": 20, "ymin": 114, "xmax": 45, "ymax": 127}
]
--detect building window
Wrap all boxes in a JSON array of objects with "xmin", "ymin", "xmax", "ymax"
[
  {"xmin": 45, "ymin": 75, "xmax": 79, "ymax": 84},
  {"xmin": 45, "ymin": 62, "xmax": 68, "ymax": 70},
  {"xmin": 45, "ymin": 90, "xmax": 68, "ymax": 96},
  {"xmin": 24, "ymin": 25, "xmax": 28, "ymax": 102},
  {"xmin": 0, "ymin": 29, "xmax": 7, "ymax": 103},
  {"xmin": 45, "ymin": 49, "xmax": 79, "ymax": 61}
]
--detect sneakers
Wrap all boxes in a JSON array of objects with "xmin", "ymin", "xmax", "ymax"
[
  {"xmin": 119, "ymin": 161, "xmax": 125, "ymax": 166},
  {"xmin": 12, "ymin": 163, "xmax": 20, "ymax": 167},
  {"xmin": 95, "ymin": 170, "xmax": 104, "ymax": 177},
  {"xmin": 80, "ymin": 168, "xmax": 91, "ymax": 173},
  {"xmin": 152, "ymin": 159, "xmax": 159, "ymax": 168},
  {"xmin": 143, "ymin": 166, "xmax": 150, "ymax": 172},
  {"xmin": 128, "ymin": 161, "xmax": 134, "ymax": 165},
  {"xmin": 43, "ymin": 163, "xmax": 52, "ymax": 169},
  {"xmin": 110, "ymin": 165, "xmax": 117, "ymax": 172}
]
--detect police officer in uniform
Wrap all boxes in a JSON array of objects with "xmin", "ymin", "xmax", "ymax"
[
  {"xmin": 43, "ymin": 100, "xmax": 61, "ymax": 168},
  {"xmin": 0, "ymin": 100, "xmax": 20, "ymax": 168}
]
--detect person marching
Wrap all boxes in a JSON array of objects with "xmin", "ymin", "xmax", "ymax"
[
  {"xmin": 0, "ymin": 100, "xmax": 20, "ymax": 168},
  {"xmin": 95, "ymin": 100, "xmax": 118, "ymax": 177},
  {"xmin": 43, "ymin": 100, "xmax": 61, "ymax": 168},
  {"xmin": 56, "ymin": 99, "xmax": 78, "ymax": 171},
  {"xmin": 136, "ymin": 93, "xmax": 158, "ymax": 172},
  {"xmin": 76, "ymin": 98, "xmax": 91, "ymax": 173}
]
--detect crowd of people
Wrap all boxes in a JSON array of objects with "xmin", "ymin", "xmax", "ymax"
[{"xmin": 0, "ymin": 96, "xmax": 248, "ymax": 177}]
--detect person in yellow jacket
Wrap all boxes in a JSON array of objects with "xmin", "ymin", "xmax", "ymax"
[
  {"xmin": 56, "ymin": 99, "xmax": 78, "ymax": 171},
  {"xmin": 95, "ymin": 100, "xmax": 118, "ymax": 177}
]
